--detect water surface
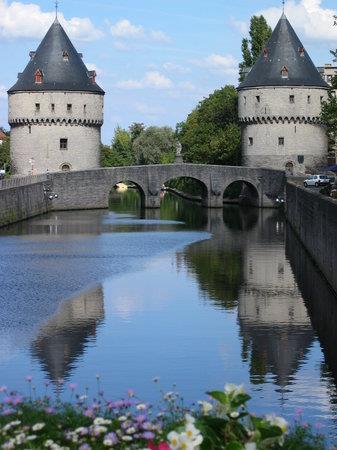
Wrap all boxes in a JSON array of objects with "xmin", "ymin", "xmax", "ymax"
[{"xmin": 0, "ymin": 191, "xmax": 337, "ymax": 438}]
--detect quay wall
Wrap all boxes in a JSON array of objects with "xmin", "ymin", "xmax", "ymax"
[
  {"xmin": 286, "ymin": 181, "xmax": 337, "ymax": 294},
  {"xmin": 0, "ymin": 177, "xmax": 48, "ymax": 227}
]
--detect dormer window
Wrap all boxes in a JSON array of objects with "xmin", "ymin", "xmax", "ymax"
[
  {"xmin": 263, "ymin": 48, "xmax": 268, "ymax": 59},
  {"xmin": 298, "ymin": 47, "xmax": 305, "ymax": 57},
  {"xmin": 88, "ymin": 70, "xmax": 97, "ymax": 84},
  {"xmin": 63, "ymin": 51, "xmax": 69, "ymax": 61},
  {"xmin": 29, "ymin": 51, "xmax": 36, "ymax": 60},
  {"xmin": 34, "ymin": 69, "xmax": 43, "ymax": 84},
  {"xmin": 281, "ymin": 66, "xmax": 289, "ymax": 79}
]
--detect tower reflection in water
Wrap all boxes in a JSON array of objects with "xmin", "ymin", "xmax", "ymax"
[{"xmin": 31, "ymin": 286, "xmax": 104, "ymax": 384}]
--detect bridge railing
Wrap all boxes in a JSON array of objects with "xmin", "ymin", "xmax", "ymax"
[{"xmin": 0, "ymin": 174, "xmax": 47, "ymax": 190}]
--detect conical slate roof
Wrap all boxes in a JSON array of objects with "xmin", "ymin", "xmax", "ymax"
[
  {"xmin": 238, "ymin": 13, "xmax": 328, "ymax": 90},
  {"xmin": 8, "ymin": 18, "xmax": 104, "ymax": 94}
]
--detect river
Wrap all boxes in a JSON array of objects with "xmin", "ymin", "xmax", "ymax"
[{"xmin": 0, "ymin": 190, "xmax": 337, "ymax": 438}]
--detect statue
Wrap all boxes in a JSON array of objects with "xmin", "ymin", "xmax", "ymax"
[{"xmin": 176, "ymin": 141, "xmax": 182, "ymax": 156}]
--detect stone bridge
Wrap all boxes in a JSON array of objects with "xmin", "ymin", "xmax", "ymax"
[{"xmin": 48, "ymin": 164, "xmax": 285, "ymax": 209}]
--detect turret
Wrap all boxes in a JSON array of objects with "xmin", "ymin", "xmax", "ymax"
[
  {"xmin": 8, "ymin": 17, "xmax": 105, "ymax": 175},
  {"xmin": 238, "ymin": 13, "xmax": 329, "ymax": 174}
]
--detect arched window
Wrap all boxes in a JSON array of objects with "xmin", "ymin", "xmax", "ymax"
[
  {"xmin": 298, "ymin": 47, "xmax": 305, "ymax": 57},
  {"xmin": 263, "ymin": 48, "xmax": 268, "ymax": 58},
  {"xmin": 34, "ymin": 69, "xmax": 43, "ymax": 84},
  {"xmin": 61, "ymin": 163, "xmax": 71, "ymax": 172},
  {"xmin": 63, "ymin": 51, "xmax": 69, "ymax": 61},
  {"xmin": 280, "ymin": 65, "xmax": 289, "ymax": 79}
]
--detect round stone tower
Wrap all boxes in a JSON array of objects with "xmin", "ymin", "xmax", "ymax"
[
  {"xmin": 238, "ymin": 13, "xmax": 329, "ymax": 174},
  {"xmin": 8, "ymin": 18, "xmax": 104, "ymax": 175}
]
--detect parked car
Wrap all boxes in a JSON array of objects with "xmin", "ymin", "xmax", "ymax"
[
  {"xmin": 329, "ymin": 176, "xmax": 336, "ymax": 185},
  {"xmin": 303, "ymin": 175, "xmax": 330, "ymax": 187}
]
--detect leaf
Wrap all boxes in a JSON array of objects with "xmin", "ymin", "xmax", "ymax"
[
  {"xmin": 225, "ymin": 442, "xmax": 244, "ymax": 450},
  {"xmin": 206, "ymin": 390, "xmax": 228, "ymax": 405},
  {"xmin": 231, "ymin": 393, "xmax": 251, "ymax": 408}
]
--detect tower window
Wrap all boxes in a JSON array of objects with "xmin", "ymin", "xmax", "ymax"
[
  {"xmin": 281, "ymin": 65, "xmax": 289, "ymax": 78},
  {"xmin": 34, "ymin": 69, "xmax": 43, "ymax": 84},
  {"xmin": 84, "ymin": 104, "xmax": 87, "ymax": 113},
  {"xmin": 51, "ymin": 103, "xmax": 55, "ymax": 112},
  {"xmin": 320, "ymin": 96, "xmax": 324, "ymax": 103},
  {"xmin": 67, "ymin": 104, "xmax": 72, "ymax": 112},
  {"xmin": 249, "ymin": 137, "xmax": 253, "ymax": 146},
  {"xmin": 289, "ymin": 95, "xmax": 295, "ymax": 103},
  {"xmin": 278, "ymin": 137, "xmax": 284, "ymax": 146},
  {"xmin": 28, "ymin": 125, "xmax": 31, "ymax": 134},
  {"xmin": 244, "ymin": 96, "xmax": 246, "ymax": 105},
  {"xmin": 256, "ymin": 95, "xmax": 260, "ymax": 103},
  {"xmin": 307, "ymin": 95, "xmax": 311, "ymax": 103},
  {"xmin": 63, "ymin": 51, "xmax": 69, "ymax": 61},
  {"xmin": 35, "ymin": 103, "xmax": 40, "ymax": 112},
  {"xmin": 60, "ymin": 138, "xmax": 68, "ymax": 150},
  {"xmin": 298, "ymin": 47, "xmax": 305, "ymax": 57}
]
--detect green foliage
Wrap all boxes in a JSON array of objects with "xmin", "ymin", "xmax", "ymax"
[
  {"xmin": 129, "ymin": 122, "xmax": 145, "ymax": 142},
  {"xmin": 239, "ymin": 15, "xmax": 272, "ymax": 82},
  {"xmin": 133, "ymin": 126, "xmax": 176, "ymax": 165},
  {"xmin": 100, "ymin": 126, "xmax": 134, "ymax": 167},
  {"xmin": 320, "ymin": 89, "xmax": 337, "ymax": 153},
  {"xmin": 0, "ymin": 133, "xmax": 11, "ymax": 174},
  {"xmin": 283, "ymin": 423, "xmax": 326, "ymax": 450},
  {"xmin": 177, "ymin": 86, "xmax": 241, "ymax": 165}
]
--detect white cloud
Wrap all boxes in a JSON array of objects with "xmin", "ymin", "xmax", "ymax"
[
  {"xmin": 111, "ymin": 19, "xmax": 144, "ymax": 39},
  {"xmin": 110, "ymin": 18, "xmax": 171, "ymax": 43},
  {"xmin": 0, "ymin": 0, "xmax": 103, "ymax": 41},
  {"xmin": 113, "ymin": 41, "xmax": 131, "ymax": 51},
  {"xmin": 258, "ymin": 0, "xmax": 337, "ymax": 41},
  {"xmin": 116, "ymin": 71, "xmax": 173, "ymax": 90},
  {"xmin": 178, "ymin": 81, "xmax": 196, "ymax": 91},
  {"xmin": 0, "ymin": 86, "xmax": 6, "ymax": 99},
  {"xmin": 230, "ymin": 17, "xmax": 248, "ymax": 34},
  {"xmin": 192, "ymin": 54, "xmax": 238, "ymax": 75}
]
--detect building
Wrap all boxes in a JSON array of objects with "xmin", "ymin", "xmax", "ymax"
[
  {"xmin": 238, "ymin": 13, "xmax": 329, "ymax": 174},
  {"xmin": 317, "ymin": 64, "xmax": 337, "ymax": 86},
  {"xmin": 8, "ymin": 17, "xmax": 105, "ymax": 175}
]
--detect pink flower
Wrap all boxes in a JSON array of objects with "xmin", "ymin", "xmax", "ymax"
[
  {"xmin": 295, "ymin": 408, "xmax": 304, "ymax": 416},
  {"xmin": 25, "ymin": 376, "xmax": 32, "ymax": 382},
  {"xmin": 45, "ymin": 407, "xmax": 55, "ymax": 414},
  {"xmin": 68, "ymin": 383, "xmax": 77, "ymax": 391},
  {"xmin": 148, "ymin": 442, "xmax": 170, "ymax": 450}
]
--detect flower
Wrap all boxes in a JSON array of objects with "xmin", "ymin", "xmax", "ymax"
[
  {"xmin": 94, "ymin": 417, "xmax": 112, "ymax": 426},
  {"xmin": 136, "ymin": 403, "xmax": 147, "ymax": 410},
  {"xmin": 0, "ymin": 386, "xmax": 7, "ymax": 393},
  {"xmin": 224, "ymin": 383, "xmax": 245, "ymax": 396},
  {"xmin": 32, "ymin": 422, "xmax": 45, "ymax": 431},
  {"xmin": 167, "ymin": 431, "xmax": 180, "ymax": 450},
  {"xmin": 185, "ymin": 414, "xmax": 195, "ymax": 424},
  {"xmin": 265, "ymin": 414, "xmax": 287, "ymax": 433},
  {"xmin": 103, "ymin": 432, "xmax": 118, "ymax": 446},
  {"xmin": 198, "ymin": 401, "xmax": 213, "ymax": 415},
  {"xmin": 68, "ymin": 383, "xmax": 77, "ymax": 391},
  {"xmin": 78, "ymin": 445, "xmax": 91, "ymax": 450},
  {"xmin": 25, "ymin": 376, "xmax": 33, "ymax": 382},
  {"xmin": 229, "ymin": 411, "xmax": 239, "ymax": 419}
]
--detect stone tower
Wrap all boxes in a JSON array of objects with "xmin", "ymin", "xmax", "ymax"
[
  {"xmin": 238, "ymin": 13, "xmax": 329, "ymax": 174},
  {"xmin": 8, "ymin": 18, "xmax": 104, "ymax": 175}
]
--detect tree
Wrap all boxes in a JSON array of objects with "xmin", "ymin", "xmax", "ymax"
[
  {"xmin": 133, "ymin": 126, "xmax": 176, "ymax": 165},
  {"xmin": 177, "ymin": 86, "xmax": 241, "ymax": 165},
  {"xmin": 129, "ymin": 122, "xmax": 145, "ymax": 142},
  {"xmin": 239, "ymin": 15, "xmax": 272, "ymax": 82},
  {"xmin": 0, "ymin": 132, "xmax": 10, "ymax": 173},
  {"xmin": 321, "ymin": 90, "xmax": 337, "ymax": 155},
  {"xmin": 100, "ymin": 126, "xmax": 134, "ymax": 167}
]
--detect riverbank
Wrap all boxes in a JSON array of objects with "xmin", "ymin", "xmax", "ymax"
[{"xmin": 286, "ymin": 181, "xmax": 337, "ymax": 295}]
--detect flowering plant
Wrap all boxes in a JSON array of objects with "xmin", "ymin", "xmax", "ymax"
[{"xmin": 0, "ymin": 381, "xmax": 327, "ymax": 449}]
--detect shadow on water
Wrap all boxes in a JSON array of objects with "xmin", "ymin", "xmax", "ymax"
[{"xmin": 286, "ymin": 224, "xmax": 337, "ymax": 396}]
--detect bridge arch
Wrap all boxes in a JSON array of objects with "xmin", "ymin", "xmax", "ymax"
[
  {"xmin": 223, "ymin": 179, "xmax": 259, "ymax": 207},
  {"xmin": 162, "ymin": 176, "xmax": 209, "ymax": 207},
  {"xmin": 108, "ymin": 179, "xmax": 146, "ymax": 208}
]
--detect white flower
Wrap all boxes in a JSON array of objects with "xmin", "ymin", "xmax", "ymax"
[
  {"xmin": 44, "ymin": 440, "xmax": 55, "ymax": 448},
  {"xmin": 185, "ymin": 423, "xmax": 200, "ymax": 441},
  {"xmin": 229, "ymin": 411, "xmax": 239, "ymax": 418},
  {"xmin": 126, "ymin": 426, "xmax": 136, "ymax": 434},
  {"xmin": 93, "ymin": 425, "xmax": 108, "ymax": 435},
  {"xmin": 198, "ymin": 401, "xmax": 213, "ymax": 415},
  {"xmin": 167, "ymin": 431, "xmax": 180, "ymax": 450},
  {"xmin": 103, "ymin": 438, "xmax": 114, "ymax": 446},
  {"xmin": 136, "ymin": 403, "xmax": 147, "ymax": 410},
  {"xmin": 245, "ymin": 444, "xmax": 257, "ymax": 450},
  {"xmin": 32, "ymin": 422, "xmax": 45, "ymax": 431},
  {"xmin": 265, "ymin": 414, "xmax": 288, "ymax": 433},
  {"xmin": 164, "ymin": 391, "xmax": 174, "ymax": 400},
  {"xmin": 15, "ymin": 433, "xmax": 26, "ymax": 445},
  {"xmin": 26, "ymin": 435, "xmax": 37, "ymax": 440},
  {"xmin": 121, "ymin": 435, "xmax": 133, "ymax": 441},
  {"xmin": 179, "ymin": 433, "xmax": 198, "ymax": 450},
  {"xmin": 185, "ymin": 413, "xmax": 196, "ymax": 424},
  {"xmin": 94, "ymin": 417, "xmax": 112, "ymax": 425},
  {"xmin": 224, "ymin": 383, "xmax": 245, "ymax": 396},
  {"xmin": 118, "ymin": 415, "xmax": 127, "ymax": 422}
]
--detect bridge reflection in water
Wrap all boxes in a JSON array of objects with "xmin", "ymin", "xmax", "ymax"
[{"xmin": 1, "ymin": 190, "xmax": 337, "ymax": 433}]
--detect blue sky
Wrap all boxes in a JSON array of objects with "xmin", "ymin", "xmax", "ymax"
[{"xmin": 0, "ymin": 0, "xmax": 337, "ymax": 143}]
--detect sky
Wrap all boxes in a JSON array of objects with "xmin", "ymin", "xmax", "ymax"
[{"xmin": 0, "ymin": 0, "xmax": 337, "ymax": 143}]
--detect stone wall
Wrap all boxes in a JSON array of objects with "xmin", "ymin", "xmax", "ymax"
[
  {"xmin": 0, "ymin": 180, "xmax": 48, "ymax": 227},
  {"xmin": 286, "ymin": 181, "xmax": 337, "ymax": 294}
]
